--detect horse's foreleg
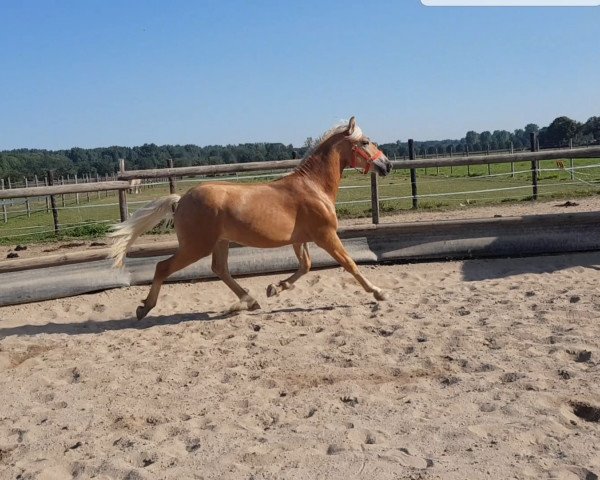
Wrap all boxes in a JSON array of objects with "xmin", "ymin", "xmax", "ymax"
[
  {"xmin": 212, "ymin": 240, "xmax": 261, "ymax": 312},
  {"xmin": 266, "ymin": 243, "xmax": 311, "ymax": 297},
  {"xmin": 315, "ymin": 231, "xmax": 386, "ymax": 301},
  {"xmin": 137, "ymin": 248, "xmax": 207, "ymax": 320}
]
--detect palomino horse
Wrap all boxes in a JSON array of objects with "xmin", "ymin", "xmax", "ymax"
[
  {"xmin": 128, "ymin": 178, "xmax": 142, "ymax": 194},
  {"xmin": 109, "ymin": 117, "xmax": 392, "ymax": 320}
]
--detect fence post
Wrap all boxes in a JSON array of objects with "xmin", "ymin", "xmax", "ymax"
[
  {"xmin": 33, "ymin": 175, "xmax": 40, "ymax": 217},
  {"xmin": 450, "ymin": 145, "xmax": 453, "ymax": 175},
  {"xmin": 465, "ymin": 146, "xmax": 470, "ymax": 176},
  {"xmin": 44, "ymin": 176, "xmax": 49, "ymax": 212},
  {"xmin": 510, "ymin": 142, "xmax": 515, "ymax": 178},
  {"xmin": 1, "ymin": 179, "xmax": 7, "ymax": 223},
  {"xmin": 168, "ymin": 158, "xmax": 176, "ymax": 194},
  {"xmin": 569, "ymin": 138, "xmax": 574, "ymax": 180},
  {"xmin": 408, "ymin": 139, "xmax": 418, "ymax": 209},
  {"xmin": 47, "ymin": 170, "xmax": 60, "ymax": 234},
  {"xmin": 61, "ymin": 176, "xmax": 65, "ymax": 207},
  {"xmin": 24, "ymin": 177, "xmax": 31, "ymax": 217},
  {"xmin": 96, "ymin": 173, "xmax": 101, "ymax": 199},
  {"xmin": 530, "ymin": 132, "xmax": 539, "ymax": 200},
  {"xmin": 370, "ymin": 171, "xmax": 379, "ymax": 224},
  {"xmin": 118, "ymin": 159, "xmax": 128, "ymax": 221},
  {"xmin": 86, "ymin": 174, "xmax": 90, "ymax": 202},
  {"xmin": 75, "ymin": 173, "xmax": 80, "ymax": 205}
]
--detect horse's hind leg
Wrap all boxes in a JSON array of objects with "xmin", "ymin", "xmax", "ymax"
[
  {"xmin": 266, "ymin": 243, "xmax": 311, "ymax": 297},
  {"xmin": 137, "ymin": 246, "xmax": 209, "ymax": 320},
  {"xmin": 315, "ymin": 230, "xmax": 386, "ymax": 301},
  {"xmin": 211, "ymin": 240, "xmax": 261, "ymax": 312}
]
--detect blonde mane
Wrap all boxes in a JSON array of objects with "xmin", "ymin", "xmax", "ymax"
[{"xmin": 301, "ymin": 120, "xmax": 363, "ymax": 162}]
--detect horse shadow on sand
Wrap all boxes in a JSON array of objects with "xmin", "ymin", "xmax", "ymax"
[
  {"xmin": 460, "ymin": 250, "xmax": 600, "ymax": 282},
  {"xmin": 0, "ymin": 305, "xmax": 343, "ymax": 338}
]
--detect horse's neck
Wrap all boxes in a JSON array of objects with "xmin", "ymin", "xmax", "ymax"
[{"xmin": 295, "ymin": 143, "xmax": 345, "ymax": 201}]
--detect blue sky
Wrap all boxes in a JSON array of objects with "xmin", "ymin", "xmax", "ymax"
[{"xmin": 1, "ymin": 0, "xmax": 599, "ymax": 149}]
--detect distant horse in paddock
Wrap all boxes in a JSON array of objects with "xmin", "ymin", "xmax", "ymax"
[
  {"xmin": 109, "ymin": 117, "xmax": 392, "ymax": 320},
  {"xmin": 128, "ymin": 178, "xmax": 142, "ymax": 194}
]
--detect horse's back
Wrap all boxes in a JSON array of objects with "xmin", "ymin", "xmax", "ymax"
[{"xmin": 175, "ymin": 181, "xmax": 312, "ymax": 248}]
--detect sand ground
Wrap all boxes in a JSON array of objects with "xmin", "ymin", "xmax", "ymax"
[{"xmin": 1, "ymin": 250, "xmax": 599, "ymax": 479}]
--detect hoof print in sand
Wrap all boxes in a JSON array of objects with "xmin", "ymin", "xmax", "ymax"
[
  {"xmin": 340, "ymin": 396, "xmax": 359, "ymax": 407},
  {"xmin": 570, "ymin": 400, "xmax": 600, "ymax": 423},
  {"xmin": 552, "ymin": 466, "xmax": 598, "ymax": 480},
  {"xmin": 378, "ymin": 448, "xmax": 433, "ymax": 469},
  {"xmin": 500, "ymin": 372, "xmax": 523, "ymax": 383},
  {"xmin": 567, "ymin": 349, "xmax": 592, "ymax": 363}
]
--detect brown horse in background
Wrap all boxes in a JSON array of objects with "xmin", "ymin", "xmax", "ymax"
[{"xmin": 109, "ymin": 117, "xmax": 392, "ymax": 320}]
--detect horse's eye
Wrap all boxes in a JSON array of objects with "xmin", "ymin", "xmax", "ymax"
[{"xmin": 361, "ymin": 140, "xmax": 369, "ymax": 145}]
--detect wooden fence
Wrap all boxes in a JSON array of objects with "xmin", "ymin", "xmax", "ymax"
[{"xmin": 1, "ymin": 143, "xmax": 600, "ymax": 233}]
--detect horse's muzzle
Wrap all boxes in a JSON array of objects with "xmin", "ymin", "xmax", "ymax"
[{"xmin": 373, "ymin": 156, "xmax": 392, "ymax": 176}]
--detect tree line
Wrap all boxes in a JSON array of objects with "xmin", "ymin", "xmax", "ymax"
[
  {"xmin": 1, "ymin": 115, "xmax": 598, "ymax": 181},
  {"xmin": 379, "ymin": 115, "xmax": 600, "ymax": 159},
  {"xmin": 0, "ymin": 143, "xmax": 298, "ymax": 181}
]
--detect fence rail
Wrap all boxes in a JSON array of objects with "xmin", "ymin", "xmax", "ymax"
[
  {"xmin": 118, "ymin": 159, "xmax": 301, "ymax": 181},
  {"xmin": 0, "ymin": 181, "xmax": 130, "ymax": 200},
  {"xmin": 390, "ymin": 146, "xmax": 600, "ymax": 169},
  {"xmin": 1, "ymin": 143, "xmax": 599, "ymax": 236}
]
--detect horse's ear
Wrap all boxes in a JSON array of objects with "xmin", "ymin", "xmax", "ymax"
[{"xmin": 347, "ymin": 116, "xmax": 356, "ymax": 135}]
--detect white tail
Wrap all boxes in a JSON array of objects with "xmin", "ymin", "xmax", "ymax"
[{"xmin": 108, "ymin": 194, "xmax": 181, "ymax": 268}]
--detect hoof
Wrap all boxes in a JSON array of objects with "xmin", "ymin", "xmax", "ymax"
[
  {"xmin": 229, "ymin": 294, "xmax": 262, "ymax": 313},
  {"xmin": 136, "ymin": 305, "xmax": 149, "ymax": 320},
  {"xmin": 373, "ymin": 289, "xmax": 387, "ymax": 301},
  {"xmin": 243, "ymin": 293, "xmax": 261, "ymax": 311},
  {"xmin": 266, "ymin": 282, "xmax": 294, "ymax": 298},
  {"xmin": 248, "ymin": 300, "xmax": 262, "ymax": 311}
]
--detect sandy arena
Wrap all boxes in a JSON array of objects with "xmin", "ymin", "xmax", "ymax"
[{"xmin": 1, "ymin": 244, "xmax": 599, "ymax": 479}]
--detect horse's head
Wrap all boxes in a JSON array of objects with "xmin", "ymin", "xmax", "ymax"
[{"xmin": 344, "ymin": 117, "xmax": 392, "ymax": 176}]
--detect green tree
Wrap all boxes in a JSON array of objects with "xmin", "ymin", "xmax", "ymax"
[
  {"xmin": 465, "ymin": 131, "xmax": 480, "ymax": 149},
  {"xmin": 492, "ymin": 130, "xmax": 511, "ymax": 149},
  {"xmin": 524, "ymin": 124, "xmax": 539, "ymax": 134},
  {"xmin": 540, "ymin": 116, "xmax": 581, "ymax": 147},
  {"xmin": 512, "ymin": 129, "xmax": 526, "ymax": 149},
  {"xmin": 582, "ymin": 116, "xmax": 600, "ymax": 142},
  {"xmin": 479, "ymin": 131, "xmax": 492, "ymax": 150}
]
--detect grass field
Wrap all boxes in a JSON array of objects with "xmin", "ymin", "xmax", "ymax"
[{"xmin": 1, "ymin": 158, "xmax": 599, "ymax": 245}]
